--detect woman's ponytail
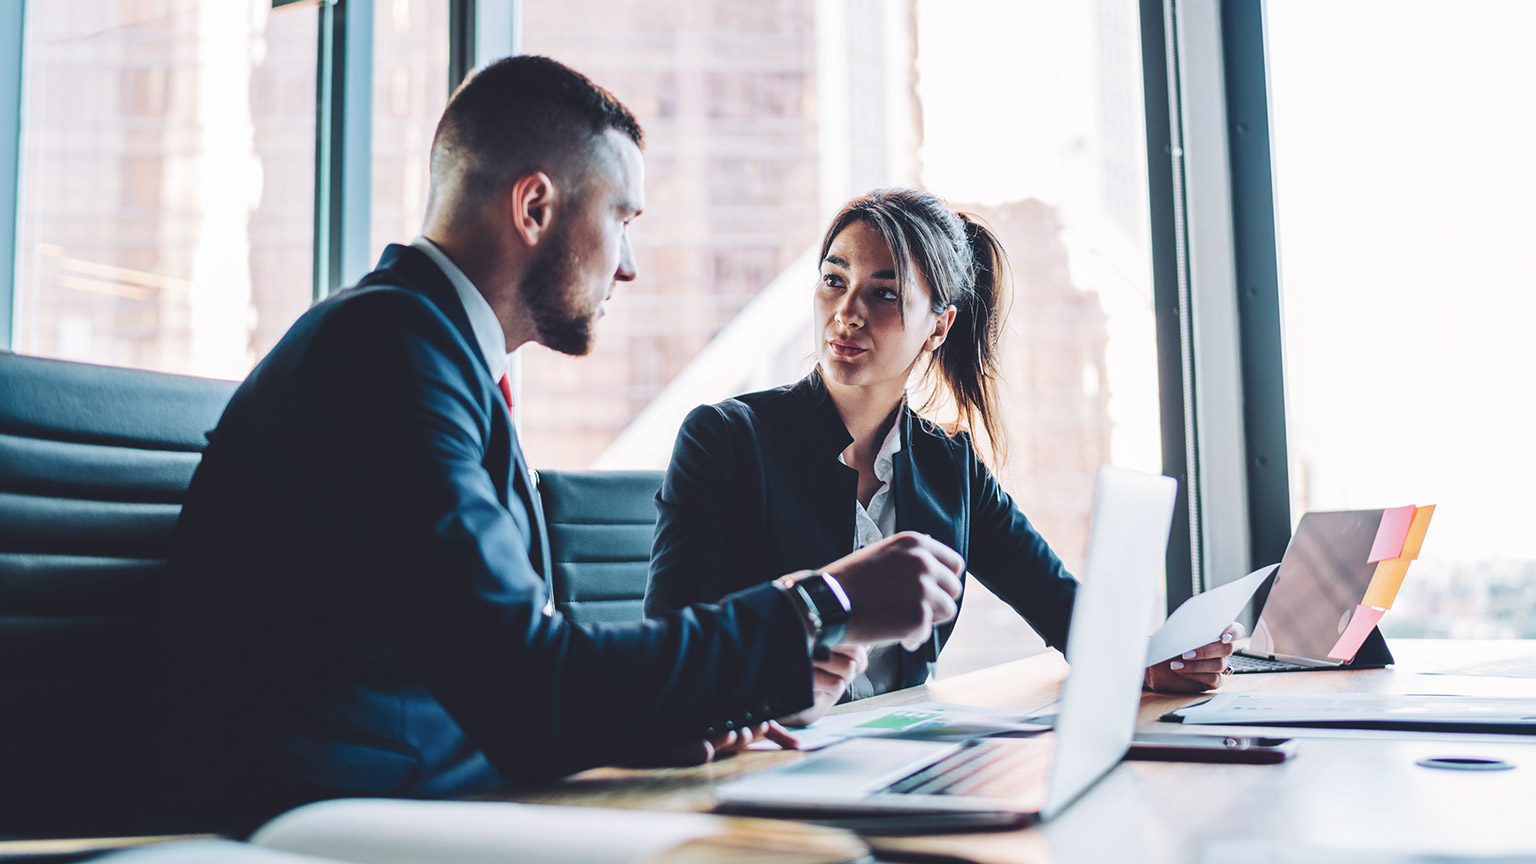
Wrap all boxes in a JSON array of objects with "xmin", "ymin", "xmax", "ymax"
[{"xmin": 927, "ymin": 212, "xmax": 1011, "ymax": 465}]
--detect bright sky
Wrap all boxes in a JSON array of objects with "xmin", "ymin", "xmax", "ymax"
[
  {"xmin": 916, "ymin": 0, "xmax": 1536, "ymax": 563},
  {"xmin": 1267, "ymin": 1, "xmax": 1536, "ymax": 560}
]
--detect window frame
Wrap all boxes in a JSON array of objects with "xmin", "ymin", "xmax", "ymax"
[
  {"xmin": 1, "ymin": 0, "xmax": 24, "ymax": 350},
  {"xmin": 1139, "ymin": 0, "xmax": 1289, "ymax": 612}
]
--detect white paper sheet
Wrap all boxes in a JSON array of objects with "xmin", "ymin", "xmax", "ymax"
[
  {"xmin": 251, "ymin": 799, "xmax": 725, "ymax": 864},
  {"xmin": 1169, "ymin": 692, "xmax": 1536, "ymax": 728},
  {"xmin": 1146, "ymin": 563, "xmax": 1277, "ymax": 666}
]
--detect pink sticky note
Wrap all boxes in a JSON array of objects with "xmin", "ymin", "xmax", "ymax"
[
  {"xmin": 1327, "ymin": 604, "xmax": 1387, "ymax": 662},
  {"xmin": 1368, "ymin": 505, "xmax": 1416, "ymax": 563}
]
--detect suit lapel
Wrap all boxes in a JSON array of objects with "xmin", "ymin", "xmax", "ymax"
[
  {"xmin": 791, "ymin": 376, "xmax": 858, "ymax": 568},
  {"xmin": 892, "ymin": 410, "xmax": 966, "ymax": 682},
  {"xmin": 508, "ymin": 427, "xmax": 555, "ymax": 612},
  {"xmin": 364, "ymin": 244, "xmax": 555, "ymax": 606}
]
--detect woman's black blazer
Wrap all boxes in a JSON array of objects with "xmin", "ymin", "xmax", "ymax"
[{"xmin": 646, "ymin": 373, "xmax": 1080, "ymax": 692}]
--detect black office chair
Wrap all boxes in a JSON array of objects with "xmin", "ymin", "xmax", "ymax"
[
  {"xmin": 0, "ymin": 351, "xmax": 236, "ymax": 837},
  {"xmin": 536, "ymin": 469, "xmax": 663, "ymax": 626}
]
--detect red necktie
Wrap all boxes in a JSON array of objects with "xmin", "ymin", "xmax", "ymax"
[{"xmin": 497, "ymin": 372, "xmax": 514, "ymax": 413}]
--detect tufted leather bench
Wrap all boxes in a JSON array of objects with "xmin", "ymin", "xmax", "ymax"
[
  {"xmin": 0, "ymin": 351, "xmax": 662, "ymax": 837},
  {"xmin": 0, "ymin": 351, "xmax": 238, "ymax": 837}
]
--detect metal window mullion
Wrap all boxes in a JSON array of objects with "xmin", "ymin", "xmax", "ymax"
[
  {"xmin": 1221, "ymin": 0, "xmax": 1291, "ymax": 573},
  {"xmin": 313, "ymin": 0, "xmax": 374, "ymax": 302},
  {"xmin": 1, "ymin": 1, "xmax": 26, "ymax": 350},
  {"xmin": 1140, "ymin": 0, "xmax": 1200, "ymax": 612}
]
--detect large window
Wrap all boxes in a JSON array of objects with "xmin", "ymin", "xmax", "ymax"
[
  {"xmin": 5, "ymin": 0, "xmax": 1180, "ymax": 674},
  {"xmin": 519, "ymin": 0, "xmax": 1164, "ymax": 675},
  {"xmin": 15, "ymin": 0, "xmax": 317, "ymax": 380},
  {"xmin": 1268, "ymin": 1, "xmax": 1536, "ymax": 638},
  {"xmin": 371, "ymin": 0, "xmax": 449, "ymax": 264}
]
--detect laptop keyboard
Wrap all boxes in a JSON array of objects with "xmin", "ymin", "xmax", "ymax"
[
  {"xmin": 884, "ymin": 738, "xmax": 1051, "ymax": 798},
  {"xmin": 1228, "ymin": 654, "xmax": 1316, "ymax": 673}
]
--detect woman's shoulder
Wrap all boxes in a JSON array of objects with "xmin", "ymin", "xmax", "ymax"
[
  {"xmin": 693, "ymin": 375, "xmax": 824, "ymax": 428},
  {"xmin": 903, "ymin": 409, "xmax": 980, "ymax": 463}
]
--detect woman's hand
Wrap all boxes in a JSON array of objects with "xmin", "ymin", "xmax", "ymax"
[
  {"xmin": 1144, "ymin": 622, "xmax": 1244, "ymax": 693},
  {"xmin": 780, "ymin": 644, "xmax": 870, "ymax": 728}
]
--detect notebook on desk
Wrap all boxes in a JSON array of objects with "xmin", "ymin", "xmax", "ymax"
[{"xmin": 714, "ymin": 465, "xmax": 1176, "ymax": 824}]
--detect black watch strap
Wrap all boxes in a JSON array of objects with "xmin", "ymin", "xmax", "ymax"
[{"xmin": 791, "ymin": 571, "xmax": 852, "ymax": 651}]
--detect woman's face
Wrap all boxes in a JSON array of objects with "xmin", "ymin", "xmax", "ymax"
[{"xmin": 815, "ymin": 219, "xmax": 955, "ymax": 395}]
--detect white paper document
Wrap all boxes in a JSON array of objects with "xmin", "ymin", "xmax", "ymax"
[
  {"xmin": 1146, "ymin": 563, "xmax": 1277, "ymax": 666},
  {"xmin": 753, "ymin": 700, "xmax": 1052, "ymax": 751},
  {"xmin": 1168, "ymin": 692, "xmax": 1536, "ymax": 730}
]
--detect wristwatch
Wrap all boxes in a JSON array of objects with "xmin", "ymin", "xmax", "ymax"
[{"xmin": 776, "ymin": 570, "xmax": 852, "ymax": 652}]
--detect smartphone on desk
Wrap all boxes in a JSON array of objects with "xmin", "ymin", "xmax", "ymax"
[{"xmin": 1125, "ymin": 733, "xmax": 1293, "ymax": 764}]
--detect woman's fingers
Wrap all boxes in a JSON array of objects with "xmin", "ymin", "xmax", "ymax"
[{"xmin": 1168, "ymin": 656, "xmax": 1228, "ymax": 675}]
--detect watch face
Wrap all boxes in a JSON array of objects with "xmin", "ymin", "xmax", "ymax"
[{"xmin": 803, "ymin": 574, "xmax": 852, "ymax": 624}]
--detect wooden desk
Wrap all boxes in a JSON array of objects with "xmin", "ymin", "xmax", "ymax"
[{"xmin": 502, "ymin": 640, "xmax": 1536, "ymax": 863}]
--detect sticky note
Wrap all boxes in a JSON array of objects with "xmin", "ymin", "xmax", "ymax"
[
  {"xmin": 1327, "ymin": 604, "xmax": 1387, "ymax": 662},
  {"xmin": 1362, "ymin": 557, "xmax": 1412, "ymax": 609},
  {"xmin": 1368, "ymin": 505, "xmax": 1416, "ymax": 562},
  {"xmin": 1399, "ymin": 505, "xmax": 1436, "ymax": 559}
]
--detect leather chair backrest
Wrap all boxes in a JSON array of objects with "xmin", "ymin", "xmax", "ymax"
[
  {"xmin": 536, "ymin": 469, "xmax": 663, "ymax": 625},
  {"xmin": 0, "ymin": 351, "xmax": 236, "ymax": 836}
]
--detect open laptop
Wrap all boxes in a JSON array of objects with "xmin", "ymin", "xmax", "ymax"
[
  {"xmin": 714, "ymin": 465, "xmax": 1177, "ymax": 824},
  {"xmin": 1230, "ymin": 510, "xmax": 1396, "ymax": 673}
]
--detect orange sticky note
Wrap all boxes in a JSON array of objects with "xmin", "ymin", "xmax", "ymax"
[
  {"xmin": 1327, "ymin": 604, "xmax": 1387, "ymax": 662},
  {"xmin": 1362, "ymin": 557, "xmax": 1412, "ymax": 609},
  {"xmin": 1398, "ymin": 505, "xmax": 1436, "ymax": 559},
  {"xmin": 1368, "ymin": 505, "xmax": 1416, "ymax": 562}
]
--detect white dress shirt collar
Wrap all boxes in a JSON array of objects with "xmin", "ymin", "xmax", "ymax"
[
  {"xmin": 409, "ymin": 236, "xmax": 509, "ymax": 380},
  {"xmin": 842, "ymin": 415, "xmax": 904, "ymax": 546}
]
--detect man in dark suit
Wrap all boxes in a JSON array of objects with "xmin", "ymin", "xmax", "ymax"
[{"xmin": 146, "ymin": 55, "xmax": 964, "ymax": 834}]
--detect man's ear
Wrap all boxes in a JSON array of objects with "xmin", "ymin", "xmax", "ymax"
[
  {"xmin": 926, "ymin": 305, "xmax": 958, "ymax": 352},
  {"xmin": 508, "ymin": 172, "xmax": 557, "ymax": 247}
]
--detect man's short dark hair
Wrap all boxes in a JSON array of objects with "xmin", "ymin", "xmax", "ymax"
[{"xmin": 430, "ymin": 55, "xmax": 643, "ymax": 203}]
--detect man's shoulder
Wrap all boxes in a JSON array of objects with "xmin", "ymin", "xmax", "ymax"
[{"xmin": 295, "ymin": 281, "xmax": 465, "ymax": 352}]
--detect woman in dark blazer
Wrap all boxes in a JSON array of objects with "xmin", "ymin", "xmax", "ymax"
[{"xmin": 646, "ymin": 188, "xmax": 1238, "ymax": 724}]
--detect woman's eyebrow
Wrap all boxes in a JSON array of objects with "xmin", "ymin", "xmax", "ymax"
[{"xmin": 822, "ymin": 255, "xmax": 897, "ymax": 281}]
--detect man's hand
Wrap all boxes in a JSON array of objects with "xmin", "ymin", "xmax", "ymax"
[
  {"xmin": 1144, "ymin": 622, "xmax": 1245, "ymax": 693},
  {"xmin": 618, "ymin": 721, "xmax": 800, "ymax": 767},
  {"xmin": 780, "ymin": 644, "xmax": 869, "ymax": 728},
  {"xmin": 827, "ymin": 532, "xmax": 964, "ymax": 650}
]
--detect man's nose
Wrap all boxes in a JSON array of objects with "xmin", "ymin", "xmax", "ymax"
[{"xmin": 615, "ymin": 235, "xmax": 638, "ymax": 282}]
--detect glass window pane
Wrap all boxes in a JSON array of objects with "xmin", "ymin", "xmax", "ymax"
[
  {"xmin": 17, "ymin": 0, "xmax": 317, "ymax": 380},
  {"xmin": 1269, "ymin": 1, "xmax": 1536, "ymax": 638},
  {"xmin": 519, "ymin": 0, "xmax": 1161, "ymax": 675},
  {"xmin": 371, "ymin": 0, "xmax": 449, "ymax": 264}
]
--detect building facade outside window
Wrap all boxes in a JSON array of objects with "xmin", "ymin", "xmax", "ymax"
[
  {"xmin": 16, "ymin": 0, "xmax": 317, "ymax": 380},
  {"xmin": 520, "ymin": 0, "xmax": 1164, "ymax": 675}
]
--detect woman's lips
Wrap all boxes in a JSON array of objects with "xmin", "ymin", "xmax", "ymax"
[{"xmin": 828, "ymin": 340, "xmax": 866, "ymax": 358}]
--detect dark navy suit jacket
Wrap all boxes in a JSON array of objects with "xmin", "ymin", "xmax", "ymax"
[
  {"xmin": 147, "ymin": 245, "xmax": 812, "ymax": 833},
  {"xmin": 645, "ymin": 374, "xmax": 1079, "ymax": 692}
]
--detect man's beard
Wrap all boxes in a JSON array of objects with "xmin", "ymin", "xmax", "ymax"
[{"xmin": 519, "ymin": 228, "xmax": 596, "ymax": 356}]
